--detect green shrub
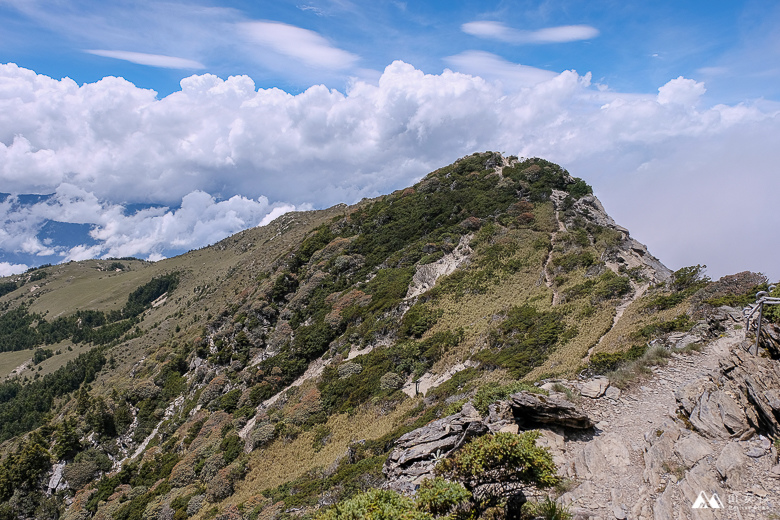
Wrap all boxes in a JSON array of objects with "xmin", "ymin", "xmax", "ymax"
[
  {"xmin": 220, "ymin": 434, "xmax": 243, "ymax": 465},
  {"xmin": 379, "ymin": 372, "xmax": 405, "ymax": 391},
  {"xmin": 415, "ymin": 477, "xmax": 471, "ymax": 518},
  {"xmin": 437, "ymin": 431, "xmax": 558, "ymax": 511},
  {"xmin": 400, "ymin": 304, "xmax": 441, "ymax": 338},
  {"xmin": 475, "ymin": 305, "xmax": 566, "ymax": 378},
  {"xmin": 316, "ymin": 489, "xmax": 432, "ymax": 520},
  {"xmin": 521, "ymin": 496, "xmax": 572, "ymax": 520},
  {"xmin": 636, "ymin": 314, "xmax": 692, "ymax": 339},
  {"xmin": 551, "ymin": 251, "xmax": 596, "ymax": 273}
]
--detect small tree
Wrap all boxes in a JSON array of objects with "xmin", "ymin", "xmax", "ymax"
[{"xmin": 437, "ymin": 431, "xmax": 558, "ymax": 516}]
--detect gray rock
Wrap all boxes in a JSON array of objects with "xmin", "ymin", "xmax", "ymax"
[
  {"xmin": 642, "ymin": 419, "xmax": 681, "ymax": 488},
  {"xmin": 687, "ymin": 384, "xmax": 750, "ymax": 439},
  {"xmin": 604, "ymin": 385, "xmax": 621, "ymax": 400},
  {"xmin": 510, "ymin": 391, "xmax": 594, "ymax": 429},
  {"xmin": 745, "ymin": 446, "xmax": 765, "ymax": 458},
  {"xmin": 715, "ymin": 442, "xmax": 750, "ymax": 487},
  {"xmin": 384, "ymin": 408, "xmax": 487, "ymax": 485},
  {"xmin": 581, "ymin": 377, "xmax": 609, "ymax": 398},
  {"xmin": 612, "ymin": 505, "xmax": 627, "ymax": 520},
  {"xmin": 675, "ymin": 433, "xmax": 712, "ymax": 466}
]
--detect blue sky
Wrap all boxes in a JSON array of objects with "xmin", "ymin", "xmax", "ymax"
[{"xmin": 1, "ymin": 0, "xmax": 779, "ymax": 279}]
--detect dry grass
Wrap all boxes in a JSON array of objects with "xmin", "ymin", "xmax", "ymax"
[
  {"xmin": 591, "ymin": 291, "xmax": 690, "ymax": 356},
  {"xmin": 214, "ymin": 399, "xmax": 420, "ymax": 516}
]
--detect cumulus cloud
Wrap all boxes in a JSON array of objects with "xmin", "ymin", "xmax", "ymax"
[
  {"xmin": 0, "ymin": 262, "xmax": 28, "ymax": 277},
  {"xmin": 0, "ymin": 183, "xmax": 303, "ymax": 261},
  {"xmin": 0, "ymin": 61, "xmax": 779, "ymax": 277},
  {"xmin": 462, "ymin": 21, "xmax": 599, "ymax": 44},
  {"xmin": 238, "ymin": 21, "xmax": 359, "ymax": 70},
  {"xmin": 85, "ymin": 50, "xmax": 206, "ymax": 69}
]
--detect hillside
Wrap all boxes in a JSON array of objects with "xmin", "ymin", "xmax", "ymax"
[{"xmin": 0, "ymin": 152, "xmax": 776, "ymax": 520}]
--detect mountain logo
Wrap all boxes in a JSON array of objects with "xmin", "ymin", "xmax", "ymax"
[{"xmin": 692, "ymin": 491, "xmax": 724, "ymax": 509}]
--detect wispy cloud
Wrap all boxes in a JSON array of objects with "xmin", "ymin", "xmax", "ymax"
[
  {"xmin": 462, "ymin": 21, "xmax": 599, "ymax": 44},
  {"xmin": 445, "ymin": 51, "xmax": 558, "ymax": 88},
  {"xmin": 238, "ymin": 21, "xmax": 358, "ymax": 70},
  {"xmin": 85, "ymin": 50, "xmax": 206, "ymax": 69}
]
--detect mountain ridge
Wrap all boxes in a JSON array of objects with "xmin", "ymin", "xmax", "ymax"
[{"xmin": 0, "ymin": 152, "xmax": 774, "ymax": 520}]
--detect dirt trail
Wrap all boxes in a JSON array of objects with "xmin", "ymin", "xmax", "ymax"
[
  {"xmin": 541, "ymin": 210, "xmax": 567, "ymax": 306},
  {"xmin": 584, "ymin": 281, "xmax": 650, "ymax": 363}
]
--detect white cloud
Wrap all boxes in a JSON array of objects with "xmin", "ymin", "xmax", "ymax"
[
  {"xmin": 1, "ymin": 61, "xmax": 779, "ymax": 278},
  {"xmin": 445, "ymin": 50, "xmax": 558, "ymax": 88},
  {"xmin": 237, "ymin": 21, "xmax": 359, "ymax": 70},
  {"xmin": 462, "ymin": 21, "xmax": 599, "ymax": 44},
  {"xmin": 0, "ymin": 183, "xmax": 302, "ymax": 261},
  {"xmin": 85, "ymin": 50, "xmax": 206, "ymax": 69},
  {"xmin": 0, "ymin": 262, "xmax": 28, "ymax": 277},
  {"xmin": 657, "ymin": 76, "xmax": 706, "ymax": 106}
]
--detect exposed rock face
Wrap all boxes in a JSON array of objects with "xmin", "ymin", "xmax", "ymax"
[
  {"xmin": 549, "ymin": 190, "xmax": 672, "ymax": 284},
  {"xmin": 384, "ymin": 403, "xmax": 487, "ymax": 488},
  {"xmin": 718, "ymin": 347, "xmax": 780, "ymax": 436},
  {"xmin": 405, "ymin": 234, "xmax": 472, "ymax": 299},
  {"xmin": 510, "ymin": 391, "xmax": 594, "ymax": 430}
]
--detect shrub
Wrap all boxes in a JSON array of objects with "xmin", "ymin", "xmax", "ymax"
[
  {"xmin": 63, "ymin": 461, "xmax": 99, "ymax": 490},
  {"xmin": 475, "ymin": 305, "xmax": 566, "ymax": 378},
  {"xmin": 220, "ymin": 434, "xmax": 243, "ymax": 465},
  {"xmin": 338, "ymin": 362, "xmax": 363, "ymax": 379},
  {"xmin": 415, "ymin": 477, "xmax": 471, "ymax": 517},
  {"xmin": 551, "ymin": 251, "xmax": 596, "ymax": 273},
  {"xmin": 187, "ymin": 494, "xmax": 205, "ymax": 516},
  {"xmin": 589, "ymin": 344, "xmax": 648, "ymax": 374},
  {"xmin": 250, "ymin": 423, "xmax": 276, "ymax": 449},
  {"xmin": 521, "ymin": 496, "xmax": 572, "ymax": 520},
  {"xmin": 437, "ymin": 431, "xmax": 558, "ymax": 511},
  {"xmin": 316, "ymin": 489, "xmax": 432, "ymax": 520},
  {"xmin": 379, "ymin": 372, "xmax": 405, "ymax": 391},
  {"xmin": 206, "ymin": 467, "xmax": 234, "ymax": 502}
]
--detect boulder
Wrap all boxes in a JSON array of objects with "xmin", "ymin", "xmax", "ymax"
[
  {"xmin": 715, "ymin": 442, "xmax": 750, "ymax": 487},
  {"xmin": 674, "ymin": 433, "xmax": 712, "ymax": 466},
  {"xmin": 677, "ymin": 377, "xmax": 751, "ymax": 440},
  {"xmin": 688, "ymin": 386, "xmax": 750, "ymax": 439},
  {"xmin": 580, "ymin": 377, "xmax": 609, "ymax": 398},
  {"xmin": 718, "ymin": 348, "xmax": 780, "ymax": 436},
  {"xmin": 604, "ymin": 386, "xmax": 621, "ymax": 400},
  {"xmin": 384, "ymin": 405, "xmax": 487, "ymax": 486},
  {"xmin": 510, "ymin": 391, "xmax": 594, "ymax": 430}
]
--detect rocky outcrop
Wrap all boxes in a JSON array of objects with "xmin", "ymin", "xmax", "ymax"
[
  {"xmin": 384, "ymin": 403, "xmax": 487, "ymax": 489},
  {"xmin": 384, "ymin": 392, "xmax": 593, "ymax": 490},
  {"xmin": 718, "ymin": 347, "xmax": 780, "ymax": 436},
  {"xmin": 405, "ymin": 234, "xmax": 472, "ymax": 299},
  {"xmin": 549, "ymin": 190, "xmax": 672, "ymax": 284},
  {"xmin": 510, "ymin": 391, "xmax": 594, "ymax": 430}
]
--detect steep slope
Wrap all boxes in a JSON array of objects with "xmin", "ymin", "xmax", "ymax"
[{"xmin": 0, "ymin": 152, "xmax": 733, "ymax": 520}]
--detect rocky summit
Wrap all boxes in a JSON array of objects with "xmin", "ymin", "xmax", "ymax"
[{"xmin": 0, "ymin": 152, "xmax": 778, "ymax": 520}]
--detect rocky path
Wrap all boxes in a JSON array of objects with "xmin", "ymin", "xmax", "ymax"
[{"xmin": 553, "ymin": 327, "xmax": 780, "ymax": 520}]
